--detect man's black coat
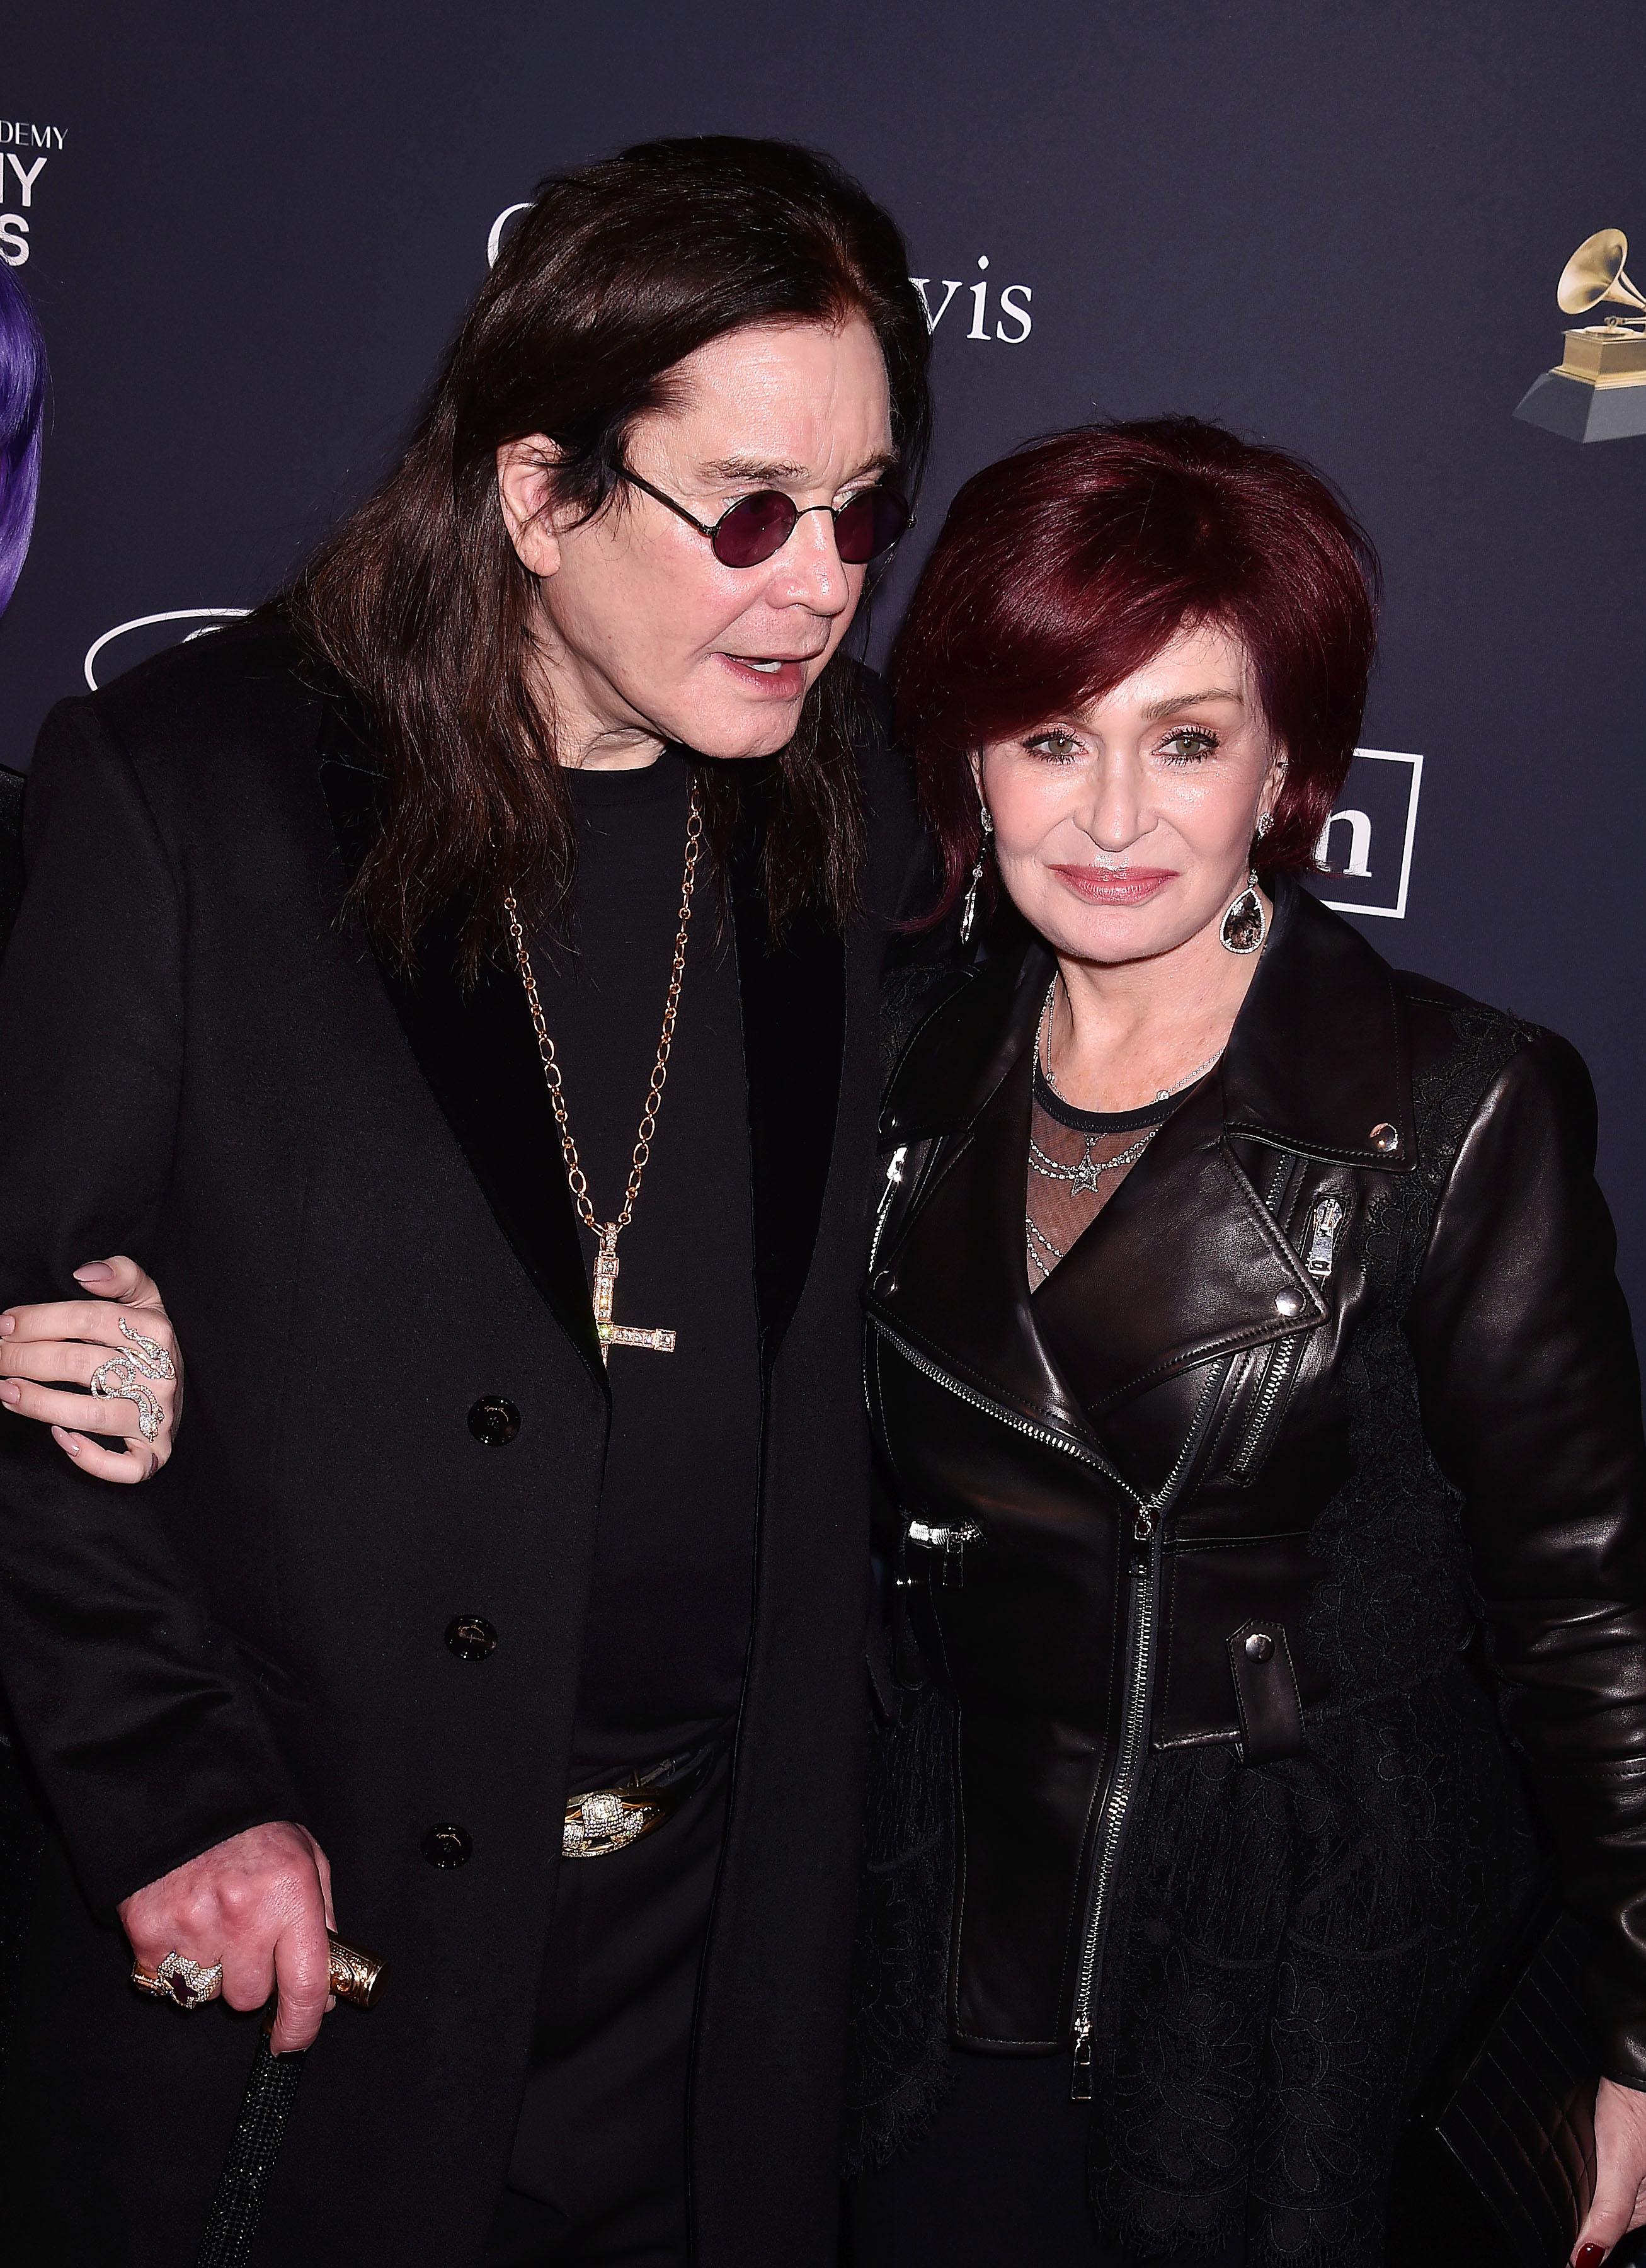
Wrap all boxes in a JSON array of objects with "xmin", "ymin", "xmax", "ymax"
[{"xmin": 0, "ymin": 621, "xmax": 915, "ymax": 2264}]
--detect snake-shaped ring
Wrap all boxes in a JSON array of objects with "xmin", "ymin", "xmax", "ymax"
[{"xmin": 89, "ymin": 1317, "xmax": 176, "ymax": 1444}]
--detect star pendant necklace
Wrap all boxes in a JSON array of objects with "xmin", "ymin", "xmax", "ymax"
[
  {"xmin": 503, "ymin": 779, "xmax": 704, "ymax": 1365},
  {"xmin": 1033, "ymin": 973, "xmax": 1226, "ymax": 1198}
]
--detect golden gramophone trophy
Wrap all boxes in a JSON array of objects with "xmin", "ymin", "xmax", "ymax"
[{"xmin": 1515, "ymin": 227, "xmax": 1646, "ymax": 442}]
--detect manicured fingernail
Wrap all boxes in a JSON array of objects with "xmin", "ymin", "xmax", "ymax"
[
  {"xmin": 1575, "ymin": 2245, "xmax": 1608, "ymax": 2266},
  {"xmin": 74, "ymin": 1263, "xmax": 116, "ymax": 1284},
  {"xmin": 0, "ymin": 1314, "xmax": 13, "ymax": 1334},
  {"xmin": 50, "ymin": 1428, "xmax": 81, "ymax": 1457},
  {"xmin": 0, "ymin": 1382, "xmax": 20, "ymax": 1406}
]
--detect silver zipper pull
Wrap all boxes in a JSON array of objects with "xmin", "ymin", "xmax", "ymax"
[
  {"xmin": 1071, "ymin": 2018, "xmax": 1094, "ymax": 2100},
  {"xmin": 872, "ymin": 1146, "xmax": 908, "ymax": 1243},
  {"xmin": 1304, "ymin": 1196, "xmax": 1345, "ymax": 1280}
]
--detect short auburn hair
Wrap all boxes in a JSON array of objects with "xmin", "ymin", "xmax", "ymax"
[{"xmin": 891, "ymin": 416, "xmax": 1380, "ymax": 924}]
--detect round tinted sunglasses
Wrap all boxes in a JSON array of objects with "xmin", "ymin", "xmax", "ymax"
[{"xmin": 620, "ymin": 467, "xmax": 912, "ymax": 570}]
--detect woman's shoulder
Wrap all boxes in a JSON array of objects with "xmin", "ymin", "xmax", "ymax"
[{"xmin": 1391, "ymin": 963, "xmax": 1598, "ymax": 1164}]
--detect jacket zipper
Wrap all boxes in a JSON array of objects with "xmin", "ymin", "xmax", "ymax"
[
  {"xmin": 863, "ymin": 1149, "xmax": 911, "ymax": 1446},
  {"xmin": 1303, "ymin": 1195, "xmax": 1344, "ymax": 1279},
  {"xmin": 868, "ymin": 1145, "xmax": 908, "ymax": 1274},
  {"xmin": 1230, "ymin": 1334, "xmax": 1301, "ymax": 1477},
  {"xmin": 1068, "ymin": 1357, "xmax": 1226, "ymax": 2099},
  {"xmin": 1070, "ymin": 1564, "xmax": 1150, "ymax": 2097},
  {"xmin": 869, "ymin": 1302, "xmax": 1223, "ymax": 2097},
  {"xmin": 869, "ymin": 1318, "xmax": 1143, "ymax": 1508},
  {"xmin": 1231, "ymin": 1171, "xmax": 1335, "ymax": 1479}
]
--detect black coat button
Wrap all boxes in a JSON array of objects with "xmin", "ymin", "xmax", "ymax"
[
  {"xmin": 1369, "ymin": 1123, "xmax": 1400, "ymax": 1156},
  {"xmin": 1245, "ymin": 1631, "xmax": 1275, "ymax": 1662},
  {"xmin": 421, "ymin": 1823, "xmax": 472, "ymax": 1869},
  {"xmin": 468, "ymin": 1396, "xmax": 520, "ymax": 1446},
  {"xmin": 872, "ymin": 1270, "xmax": 896, "ymax": 1297},
  {"xmin": 445, "ymin": 1615, "xmax": 497, "ymax": 1661}
]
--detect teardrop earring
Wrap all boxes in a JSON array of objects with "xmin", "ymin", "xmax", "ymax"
[
  {"xmin": 1220, "ymin": 870, "xmax": 1267, "ymax": 955},
  {"xmin": 961, "ymin": 806, "xmax": 994, "ymax": 944}
]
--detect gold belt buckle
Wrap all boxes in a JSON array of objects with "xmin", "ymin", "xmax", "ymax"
[{"xmin": 562, "ymin": 1784, "xmax": 670, "ymax": 1860}]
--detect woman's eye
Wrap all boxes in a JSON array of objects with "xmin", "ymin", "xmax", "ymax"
[
  {"xmin": 1023, "ymin": 730, "xmax": 1082, "ymax": 761},
  {"xmin": 1158, "ymin": 728, "xmax": 1219, "ymax": 764}
]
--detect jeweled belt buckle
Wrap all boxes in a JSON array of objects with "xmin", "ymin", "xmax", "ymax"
[{"xmin": 561, "ymin": 1784, "xmax": 670, "ymax": 1859}]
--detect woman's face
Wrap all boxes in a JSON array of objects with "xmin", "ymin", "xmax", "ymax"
[
  {"xmin": 976, "ymin": 622, "xmax": 1286, "ymax": 966},
  {"xmin": 498, "ymin": 316, "xmax": 894, "ymax": 765}
]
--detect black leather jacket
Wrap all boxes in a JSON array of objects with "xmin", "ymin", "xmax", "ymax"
[{"xmin": 862, "ymin": 879, "xmax": 1646, "ymax": 2110}]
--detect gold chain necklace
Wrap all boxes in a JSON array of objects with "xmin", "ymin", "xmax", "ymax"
[{"xmin": 503, "ymin": 777, "xmax": 704, "ymax": 1366}]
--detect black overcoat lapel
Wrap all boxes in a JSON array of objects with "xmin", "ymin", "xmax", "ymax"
[
  {"xmin": 316, "ymin": 726, "xmax": 607, "ymax": 1394},
  {"xmin": 728, "ymin": 791, "xmax": 848, "ymax": 1375}
]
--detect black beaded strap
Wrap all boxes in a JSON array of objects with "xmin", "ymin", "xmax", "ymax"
[{"xmin": 195, "ymin": 2030, "xmax": 307, "ymax": 2267}]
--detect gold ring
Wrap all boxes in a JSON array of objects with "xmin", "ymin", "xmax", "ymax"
[{"xmin": 131, "ymin": 1950, "xmax": 224, "ymax": 2009}]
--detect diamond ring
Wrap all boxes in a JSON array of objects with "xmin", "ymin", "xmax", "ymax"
[{"xmin": 131, "ymin": 1950, "xmax": 225, "ymax": 2009}]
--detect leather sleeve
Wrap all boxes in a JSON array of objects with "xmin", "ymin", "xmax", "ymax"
[
  {"xmin": 1406, "ymin": 1032, "xmax": 1646, "ymax": 2086},
  {"xmin": 0, "ymin": 699, "xmax": 299, "ymax": 1920}
]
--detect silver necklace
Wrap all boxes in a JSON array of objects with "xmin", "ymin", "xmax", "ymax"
[
  {"xmin": 1037, "ymin": 974, "xmax": 1226, "ymax": 1111},
  {"xmin": 1029, "ymin": 1125, "xmax": 1158, "ymax": 1193}
]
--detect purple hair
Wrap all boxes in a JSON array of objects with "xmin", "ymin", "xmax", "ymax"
[{"xmin": 0, "ymin": 264, "xmax": 46, "ymax": 616}]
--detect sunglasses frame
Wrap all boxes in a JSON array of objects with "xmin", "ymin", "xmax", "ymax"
[{"xmin": 618, "ymin": 466, "xmax": 912, "ymax": 569}]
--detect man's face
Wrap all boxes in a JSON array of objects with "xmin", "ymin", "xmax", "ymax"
[{"xmin": 499, "ymin": 317, "xmax": 894, "ymax": 768}]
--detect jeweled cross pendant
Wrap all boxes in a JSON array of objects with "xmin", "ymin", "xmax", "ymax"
[{"xmin": 593, "ymin": 1225, "xmax": 677, "ymax": 1366}]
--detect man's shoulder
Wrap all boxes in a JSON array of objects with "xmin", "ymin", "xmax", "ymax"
[{"xmin": 45, "ymin": 614, "xmax": 329, "ymax": 782}]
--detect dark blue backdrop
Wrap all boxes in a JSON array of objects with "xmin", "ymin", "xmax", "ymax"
[{"xmin": 4, "ymin": 0, "xmax": 1643, "ymax": 1302}]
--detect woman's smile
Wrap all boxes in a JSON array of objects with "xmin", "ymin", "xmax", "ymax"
[{"xmin": 1048, "ymin": 862, "xmax": 1177, "ymax": 905}]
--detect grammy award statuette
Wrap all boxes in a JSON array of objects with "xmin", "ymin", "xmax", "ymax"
[{"xmin": 1515, "ymin": 227, "xmax": 1646, "ymax": 444}]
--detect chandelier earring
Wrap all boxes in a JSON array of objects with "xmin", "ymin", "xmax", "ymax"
[
  {"xmin": 961, "ymin": 804, "xmax": 994, "ymax": 944},
  {"xmin": 1220, "ymin": 870, "xmax": 1267, "ymax": 955}
]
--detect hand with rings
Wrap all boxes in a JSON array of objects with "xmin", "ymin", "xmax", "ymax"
[
  {"xmin": 130, "ymin": 1950, "xmax": 226, "ymax": 2010},
  {"xmin": 121, "ymin": 1820, "xmax": 338, "ymax": 2055},
  {"xmin": 0, "ymin": 1256, "xmax": 183, "ymax": 1481}
]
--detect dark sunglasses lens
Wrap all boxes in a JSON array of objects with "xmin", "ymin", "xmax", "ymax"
[
  {"xmin": 712, "ymin": 491, "xmax": 797, "ymax": 568},
  {"xmin": 835, "ymin": 488, "xmax": 911, "ymax": 564}
]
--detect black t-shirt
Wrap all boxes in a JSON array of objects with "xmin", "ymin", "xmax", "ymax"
[{"xmin": 529, "ymin": 753, "xmax": 760, "ymax": 1782}]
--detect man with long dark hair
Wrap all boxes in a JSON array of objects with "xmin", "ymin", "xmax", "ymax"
[{"xmin": 0, "ymin": 139, "xmax": 930, "ymax": 2265}]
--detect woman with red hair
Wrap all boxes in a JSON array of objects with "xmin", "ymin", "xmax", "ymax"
[{"xmin": 847, "ymin": 419, "xmax": 1646, "ymax": 2267}]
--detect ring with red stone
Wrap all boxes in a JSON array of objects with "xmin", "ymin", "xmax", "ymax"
[{"xmin": 130, "ymin": 1951, "xmax": 224, "ymax": 2009}]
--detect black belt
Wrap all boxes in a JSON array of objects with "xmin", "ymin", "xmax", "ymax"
[{"xmin": 562, "ymin": 1731, "xmax": 730, "ymax": 1860}]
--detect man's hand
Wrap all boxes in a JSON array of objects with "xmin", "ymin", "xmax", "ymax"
[{"xmin": 119, "ymin": 1821, "xmax": 337, "ymax": 2054}]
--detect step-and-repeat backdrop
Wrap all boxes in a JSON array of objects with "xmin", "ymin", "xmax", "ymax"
[{"xmin": 4, "ymin": 1, "xmax": 1643, "ymax": 1307}]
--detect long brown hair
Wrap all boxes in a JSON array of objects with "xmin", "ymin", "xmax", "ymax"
[{"xmin": 283, "ymin": 137, "xmax": 931, "ymax": 974}]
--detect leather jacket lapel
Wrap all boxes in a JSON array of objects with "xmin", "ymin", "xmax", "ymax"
[
  {"xmin": 874, "ymin": 908, "xmax": 1361, "ymax": 1440},
  {"xmin": 317, "ymin": 733, "xmax": 607, "ymax": 1393},
  {"xmin": 1031, "ymin": 1085, "xmax": 1325, "ymax": 1419},
  {"xmin": 877, "ymin": 1016, "xmax": 1323, "ymax": 1448},
  {"xmin": 1221, "ymin": 875, "xmax": 1415, "ymax": 1171},
  {"xmin": 729, "ymin": 788, "xmax": 847, "ymax": 1374}
]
